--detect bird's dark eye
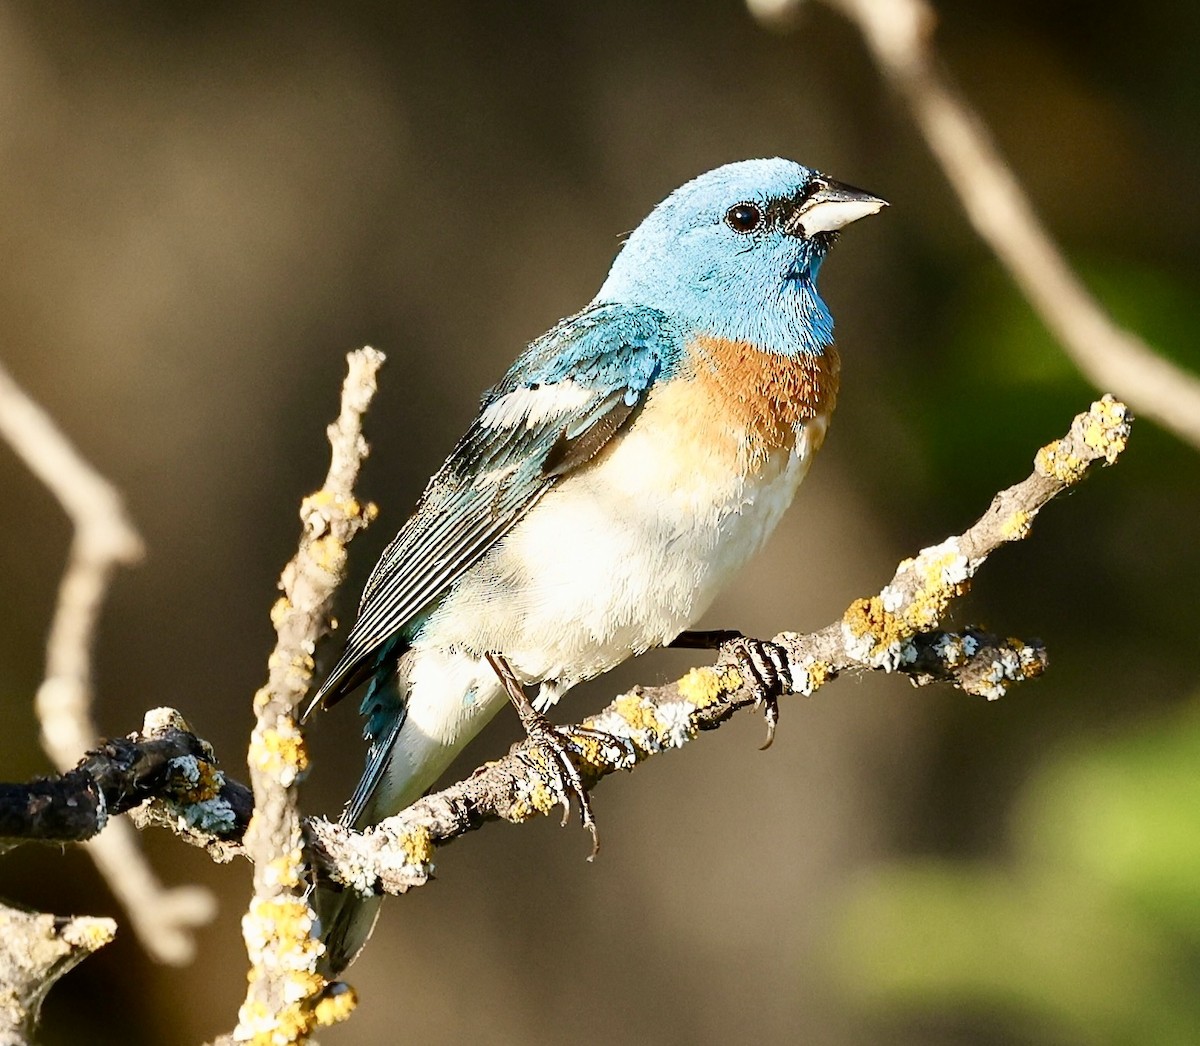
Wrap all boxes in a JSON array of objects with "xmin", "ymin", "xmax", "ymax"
[{"xmin": 725, "ymin": 202, "xmax": 762, "ymax": 234}]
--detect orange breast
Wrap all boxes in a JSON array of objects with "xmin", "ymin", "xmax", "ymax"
[{"xmin": 682, "ymin": 336, "xmax": 840, "ymax": 469}]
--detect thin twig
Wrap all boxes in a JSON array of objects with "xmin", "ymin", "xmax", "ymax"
[
  {"xmin": 0, "ymin": 358, "xmax": 216, "ymax": 965},
  {"xmin": 232, "ymin": 348, "xmax": 383, "ymax": 1044},
  {"xmin": 750, "ymin": 0, "xmax": 1200, "ymax": 450}
]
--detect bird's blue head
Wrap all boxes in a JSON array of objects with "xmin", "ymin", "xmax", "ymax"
[{"xmin": 596, "ymin": 158, "xmax": 885, "ymax": 357}]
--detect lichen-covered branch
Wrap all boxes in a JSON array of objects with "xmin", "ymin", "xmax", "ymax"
[
  {"xmin": 0, "ymin": 358, "xmax": 215, "ymax": 965},
  {"xmin": 0, "ymin": 707, "xmax": 251, "ymax": 863},
  {"xmin": 13, "ymin": 398, "xmax": 1123, "ymax": 910},
  {"xmin": 304, "ymin": 397, "xmax": 1129, "ymax": 898},
  {"xmin": 232, "ymin": 347, "xmax": 383, "ymax": 1044}
]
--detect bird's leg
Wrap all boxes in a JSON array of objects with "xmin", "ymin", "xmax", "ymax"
[
  {"xmin": 669, "ymin": 630, "xmax": 794, "ymax": 750},
  {"xmin": 484, "ymin": 651, "xmax": 600, "ymax": 857}
]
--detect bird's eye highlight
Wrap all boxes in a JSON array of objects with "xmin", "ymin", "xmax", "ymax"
[{"xmin": 725, "ymin": 203, "xmax": 762, "ymax": 234}]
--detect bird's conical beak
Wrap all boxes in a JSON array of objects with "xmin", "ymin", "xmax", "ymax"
[{"xmin": 788, "ymin": 177, "xmax": 887, "ymax": 237}]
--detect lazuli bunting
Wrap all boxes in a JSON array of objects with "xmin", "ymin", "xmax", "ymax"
[{"xmin": 307, "ymin": 157, "xmax": 884, "ymax": 971}]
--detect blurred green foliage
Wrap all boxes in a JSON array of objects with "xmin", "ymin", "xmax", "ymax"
[
  {"xmin": 913, "ymin": 257, "xmax": 1200, "ymax": 509},
  {"xmin": 836, "ymin": 697, "xmax": 1200, "ymax": 1044}
]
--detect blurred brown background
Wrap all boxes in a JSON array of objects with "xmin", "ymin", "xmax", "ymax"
[{"xmin": 0, "ymin": 2, "xmax": 1198, "ymax": 1044}]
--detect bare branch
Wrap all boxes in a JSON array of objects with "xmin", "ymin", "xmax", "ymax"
[
  {"xmin": 0, "ymin": 358, "xmax": 215, "ymax": 965},
  {"xmin": 232, "ymin": 347, "xmax": 383, "ymax": 1044},
  {"xmin": 749, "ymin": 0, "xmax": 1200, "ymax": 450}
]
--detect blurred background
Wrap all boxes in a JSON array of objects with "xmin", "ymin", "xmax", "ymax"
[{"xmin": 0, "ymin": 1, "xmax": 1197, "ymax": 1043}]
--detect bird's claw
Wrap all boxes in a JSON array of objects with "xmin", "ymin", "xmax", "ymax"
[
  {"xmin": 718, "ymin": 636, "xmax": 794, "ymax": 750},
  {"xmin": 486, "ymin": 651, "xmax": 618, "ymax": 859},
  {"xmin": 518, "ymin": 713, "xmax": 603, "ymax": 859}
]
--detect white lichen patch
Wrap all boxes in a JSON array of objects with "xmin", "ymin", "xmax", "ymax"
[
  {"xmin": 586, "ymin": 708, "xmax": 630, "ymax": 741},
  {"xmin": 967, "ymin": 641, "xmax": 1046, "ymax": 701},
  {"xmin": 933, "ymin": 633, "xmax": 966, "ymax": 666},
  {"xmin": 843, "ymin": 536, "xmax": 977, "ymax": 671},
  {"xmin": 786, "ymin": 654, "xmax": 832, "ymax": 696},
  {"xmin": 93, "ymin": 786, "xmax": 109, "ymax": 832},
  {"xmin": 142, "ymin": 706, "xmax": 192, "ymax": 735},
  {"xmin": 841, "ymin": 619, "xmax": 878, "ymax": 664},
  {"xmin": 915, "ymin": 537, "xmax": 971, "ymax": 587},
  {"xmin": 655, "ymin": 701, "xmax": 696, "ymax": 748},
  {"xmin": 880, "ymin": 584, "xmax": 905, "ymax": 612}
]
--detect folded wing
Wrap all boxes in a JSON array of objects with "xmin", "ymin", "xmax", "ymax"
[{"xmin": 302, "ymin": 303, "xmax": 685, "ymax": 719}]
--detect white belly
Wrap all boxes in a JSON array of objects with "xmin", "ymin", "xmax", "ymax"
[
  {"xmin": 371, "ymin": 408, "xmax": 829, "ymax": 822},
  {"xmin": 422, "ymin": 412, "xmax": 829, "ymax": 688}
]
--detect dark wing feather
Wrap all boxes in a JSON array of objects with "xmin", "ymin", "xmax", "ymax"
[{"xmin": 302, "ymin": 303, "xmax": 684, "ymax": 719}]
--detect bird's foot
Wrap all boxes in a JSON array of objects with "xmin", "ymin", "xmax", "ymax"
[
  {"xmin": 517, "ymin": 712, "xmax": 602, "ymax": 858},
  {"xmin": 486, "ymin": 651, "xmax": 615, "ymax": 858},
  {"xmin": 715, "ymin": 635, "xmax": 794, "ymax": 751},
  {"xmin": 671, "ymin": 630, "xmax": 796, "ymax": 748}
]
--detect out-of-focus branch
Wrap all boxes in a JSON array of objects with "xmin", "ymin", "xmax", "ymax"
[
  {"xmin": 749, "ymin": 0, "xmax": 1200, "ymax": 450},
  {"xmin": 0, "ymin": 359, "xmax": 215, "ymax": 965},
  {"xmin": 231, "ymin": 347, "xmax": 383, "ymax": 1045},
  {"xmin": 307, "ymin": 397, "xmax": 1128, "ymax": 897},
  {"xmin": 0, "ymin": 905, "xmax": 116, "ymax": 1046}
]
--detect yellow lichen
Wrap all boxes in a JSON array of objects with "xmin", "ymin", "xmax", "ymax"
[
  {"xmin": 164, "ymin": 751, "xmax": 225, "ymax": 804},
  {"xmin": 314, "ymin": 984, "xmax": 358, "ymax": 1027},
  {"xmin": 270, "ymin": 596, "xmax": 292, "ymax": 628},
  {"xmin": 302, "ymin": 489, "xmax": 337, "ymax": 512},
  {"xmin": 507, "ymin": 774, "xmax": 557, "ymax": 822},
  {"xmin": 1081, "ymin": 396, "xmax": 1129, "ymax": 462},
  {"xmin": 251, "ymin": 720, "xmax": 310, "ymax": 781},
  {"xmin": 802, "ymin": 659, "xmax": 831, "ymax": 693},
  {"xmin": 844, "ymin": 595, "xmax": 897, "ymax": 647},
  {"xmin": 308, "ymin": 533, "xmax": 347, "ymax": 574},
  {"xmin": 264, "ymin": 854, "xmax": 305, "ymax": 890},
  {"xmin": 1000, "ymin": 509, "xmax": 1031, "ymax": 541},
  {"xmin": 676, "ymin": 665, "xmax": 742, "ymax": 707},
  {"xmin": 613, "ymin": 691, "xmax": 662, "ymax": 733},
  {"xmin": 236, "ymin": 891, "xmax": 338, "ymax": 1045},
  {"xmin": 525, "ymin": 778, "xmax": 556, "ymax": 814},
  {"xmin": 568, "ymin": 731, "xmax": 611, "ymax": 768},
  {"xmin": 506, "ymin": 800, "xmax": 532, "ymax": 822},
  {"xmin": 397, "ymin": 826, "xmax": 434, "ymax": 867},
  {"xmin": 61, "ymin": 917, "xmax": 117, "ymax": 951},
  {"xmin": 301, "ymin": 490, "xmax": 378, "ymax": 528},
  {"xmin": 1035, "ymin": 398, "xmax": 1130, "ymax": 484},
  {"xmin": 1035, "ymin": 438, "xmax": 1087, "ymax": 485},
  {"xmin": 844, "ymin": 543, "xmax": 972, "ymax": 667}
]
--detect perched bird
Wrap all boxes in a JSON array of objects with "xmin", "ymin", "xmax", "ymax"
[{"xmin": 306, "ymin": 157, "xmax": 885, "ymax": 972}]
